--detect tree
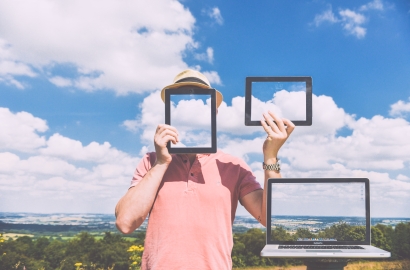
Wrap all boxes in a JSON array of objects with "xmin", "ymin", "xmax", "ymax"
[
  {"xmin": 271, "ymin": 226, "xmax": 294, "ymax": 241},
  {"xmin": 393, "ymin": 222, "xmax": 410, "ymax": 259},
  {"xmin": 373, "ymin": 224, "xmax": 394, "ymax": 251},
  {"xmin": 295, "ymin": 228, "xmax": 315, "ymax": 239},
  {"xmin": 32, "ymin": 237, "xmax": 50, "ymax": 260},
  {"xmin": 44, "ymin": 240, "xmax": 66, "ymax": 269}
]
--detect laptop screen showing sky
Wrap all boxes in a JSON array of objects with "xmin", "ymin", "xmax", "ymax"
[{"xmin": 270, "ymin": 182, "xmax": 366, "ymax": 242}]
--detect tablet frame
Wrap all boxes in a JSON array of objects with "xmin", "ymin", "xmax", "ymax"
[
  {"xmin": 165, "ymin": 87, "xmax": 217, "ymax": 154},
  {"xmin": 245, "ymin": 76, "xmax": 312, "ymax": 126}
]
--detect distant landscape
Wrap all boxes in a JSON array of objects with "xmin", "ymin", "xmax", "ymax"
[
  {"xmin": 270, "ymin": 215, "xmax": 410, "ymax": 242},
  {"xmin": 1, "ymin": 212, "xmax": 408, "ymax": 236},
  {"xmin": 0, "ymin": 212, "xmax": 267, "ymax": 237},
  {"xmin": 1, "ymin": 212, "xmax": 410, "ymax": 269}
]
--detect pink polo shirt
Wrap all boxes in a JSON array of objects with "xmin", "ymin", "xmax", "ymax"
[{"xmin": 130, "ymin": 150, "xmax": 262, "ymax": 270}]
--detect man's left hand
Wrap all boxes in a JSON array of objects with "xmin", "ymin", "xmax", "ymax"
[{"xmin": 260, "ymin": 111, "xmax": 295, "ymax": 163}]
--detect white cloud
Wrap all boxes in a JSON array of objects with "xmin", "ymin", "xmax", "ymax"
[
  {"xmin": 202, "ymin": 71, "xmax": 222, "ymax": 85},
  {"xmin": 313, "ymin": 1, "xmax": 385, "ymax": 39},
  {"xmin": 49, "ymin": 76, "xmax": 73, "ymax": 87},
  {"xmin": 0, "ymin": 38, "xmax": 36, "ymax": 88},
  {"xmin": 2, "ymin": 92, "xmax": 410, "ymax": 215},
  {"xmin": 40, "ymin": 133, "xmax": 131, "ymax": 164},
  {"xmin": 313, "ymin": 9, "xmax": 339, "ymax": 26},
  {"xmin": 194, "ymin": 47, "xmax": 214, "ymax": 64},
  {"xmin": 360, "ymin": 0, "xmax": 384, "ymax": 11},
  {"xmin": 0, "ymin": 107, "xmax": 48, "ymax": 152},
  {"xmin": 0, "ymin": 107, "xmax": 140, "ymax": 213},
  {"xmin": 215, "ymin": 93, "xmax": 410, "ymax": 217},
  {"xmin": 339, "ymin": 9, "xmax": 367, "ymax": 39},
  {"xmin": 389, "ymin": 98, "xmax": 410, "ymax": 117},
  {"xmin": 397, "ymin": 174, "xmax": 410, "ymax": 181},
  {"xmin": 0, "ymin": 0, "xmax": 221, "ymax": 94},
  {"xmin": 207, "ymin": 7, "xmax": 224, "ymax": 25},
  {"xmin": 122, "ymin": 90, "xmax": 164, "ymax": 144}
]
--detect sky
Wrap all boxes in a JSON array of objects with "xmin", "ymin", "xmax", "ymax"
[
  {"xmin": 271, "ymin": 182, "xmax": 365, "ymax": 217},
  {"xmin": 0, "ymin": 0, "xmax": 409, "ymax": 217}
]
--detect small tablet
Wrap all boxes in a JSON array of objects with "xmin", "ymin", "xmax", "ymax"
[
  {"xmin": 165, "ymin": 87, "xmax": 217, "ymax": 154},
  {"xmin": 245, "ymin": 77, "xmax": 312, "ymax": 126}
]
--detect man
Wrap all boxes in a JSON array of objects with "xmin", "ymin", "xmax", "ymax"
[{"xmin": 115, "ymin": 69, "xmax": 295, "ymax": 269}]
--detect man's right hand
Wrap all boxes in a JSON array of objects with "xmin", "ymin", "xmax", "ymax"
[{"xmin": 154, "ymin": 124, "xmax": 179, "ymax": 165}]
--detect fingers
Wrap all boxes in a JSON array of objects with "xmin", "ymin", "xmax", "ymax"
[
  {"xmin": 156, "ymin": 124, "xmax": 178, "ymax": 136},
  {"xmin": 261, "ymin": 118, "xmax": 273, "ymax": 135},
  {"xmin": 155, "ymin": 124, "xmax": 179, "ymax": 146},
  {"xmin": 262, "ymin": 113, "xmax": 280, "ymax": 135},
  {"xmin": 267, "ymin": 111, "xmax": 286, "ymax": 133},
  {"xmin": 261, "ymin": 112, "xmax": 296, "ymax": 139},
  {"xmin": 262, "ymin": 111, "xmax": 287, "ymax": 136},
  {"xmin": 282, "ymin": 118, "xmax": 295, "ymax": 136}
]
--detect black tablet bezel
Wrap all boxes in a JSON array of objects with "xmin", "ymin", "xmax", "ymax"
[
  {"xmin": 165, "ymin": 87, "xmax": 217, "ymax": 154},
  {"xmin": 266, "ymin": 178, "xmax": 371, "ymax": 246},
  {"xmin": 245, "ymin": 77, "xmax": 312, "ymax": 126}
]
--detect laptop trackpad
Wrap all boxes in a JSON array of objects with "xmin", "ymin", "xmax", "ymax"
[{"xmin": 306, "ymin": 250, "xmax": 342, "ymax": 253}]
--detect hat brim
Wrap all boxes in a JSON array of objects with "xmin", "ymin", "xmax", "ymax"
[{"xmin": 161, "ymin": 82, "xmax": 223, "ymax": 108}]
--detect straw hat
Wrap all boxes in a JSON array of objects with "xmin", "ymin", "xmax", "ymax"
[{"xmin": 160, "ymin": 69, "xmax": 223, "ymax": 108}]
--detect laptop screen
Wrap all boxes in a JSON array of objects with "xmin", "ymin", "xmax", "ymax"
[{"xmin": 267, "ymin": 178, "xmax": 370, "ymax": 245}]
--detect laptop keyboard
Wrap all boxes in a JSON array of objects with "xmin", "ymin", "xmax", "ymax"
[{"xmin": 279, "ymin": 245, "xmax": 364, "ymax": 249}]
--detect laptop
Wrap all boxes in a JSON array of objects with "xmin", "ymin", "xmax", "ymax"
[{"xmin": 260, "ymin": 178, "xmax": 391, "ymax": 258}]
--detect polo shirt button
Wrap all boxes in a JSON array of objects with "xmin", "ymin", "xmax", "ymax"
[{"xmin": 190, "ymin": 173, "xmax": 194, "ymax": 176}]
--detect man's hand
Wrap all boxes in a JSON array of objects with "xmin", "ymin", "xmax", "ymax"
[
  {"xmin": 154, "ymin": 124, "xmax": 179, "ymax": 165},
  {"xmin": 260, "ymin": 111, "xmax": 295, "ymax": 163}
]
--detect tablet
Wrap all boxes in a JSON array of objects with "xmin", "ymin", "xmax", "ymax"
[
  {"xmin": 245, "ymin": 77, "xmax": 312, "ymax": 126},
  {"xmin": 165, "ymin": 87, "xmax": 217, "ymax": 153}
]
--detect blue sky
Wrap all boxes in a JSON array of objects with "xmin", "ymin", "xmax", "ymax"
[{"xmin": 0, "ymin": 0, "xmax": 409, "ymax": 217}]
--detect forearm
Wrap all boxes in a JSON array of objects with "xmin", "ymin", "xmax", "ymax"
[
  {"xmin": 115, "ymin": 162, "xmax": 169, "ymax": 234},
  {"xmin": 261, "ymin": 164, "xmax": 281, "ymax": 226}
]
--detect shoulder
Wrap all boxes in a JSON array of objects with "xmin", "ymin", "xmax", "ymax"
[{"xmin": 138, "ymin": 152, "xmax": 157, "ymax": 167}]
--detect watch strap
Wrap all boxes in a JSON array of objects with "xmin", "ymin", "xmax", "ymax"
[{"xmin": 263, "ymin": 158, "xmax": 280, "ymax": 171}]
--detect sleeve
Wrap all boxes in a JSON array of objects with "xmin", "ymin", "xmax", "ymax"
[
  {"xmin": 130, "ymin": 152, "xmax": 156, "ymax": 188},
  {"xmin": 237, "ymin": 159, "xmax": 262, "ymax": 201}
]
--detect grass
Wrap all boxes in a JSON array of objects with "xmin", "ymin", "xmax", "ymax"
[
  {"xmin": 2, "ymin": 233, "xmax": 34, "ymax": 240},
  {"xmin": 233, "ymin": 260, "xmax": 410, "ymax": 270}
]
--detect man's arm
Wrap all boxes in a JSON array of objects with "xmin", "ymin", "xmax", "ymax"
[
  {"xmin": 115, "ymin": 124, "xmax": 178, "ymax": 234},
  {"xmin": 240, "ymin": 111, "xmax": 295, "ymax": 227}
]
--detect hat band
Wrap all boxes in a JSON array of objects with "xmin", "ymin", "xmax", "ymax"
[{"xmin": 175, "ymin": 77, "xmax": 209, "ymax": 86}]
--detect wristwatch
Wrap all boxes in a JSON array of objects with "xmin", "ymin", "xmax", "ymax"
[{"xmin": 263, "ymin": 158, "xmax": 280, "ymax": 172}]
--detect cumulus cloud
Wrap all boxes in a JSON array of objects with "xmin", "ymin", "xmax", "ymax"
[
  {"xmin": 0, "ymin": 0, "xmax": 220, "ymax": 94},
  {"xmin": 313, "ymin": 0, "xmax": 385, "ymax": 39},
  {"xmin": 121, "ymin": 91, "xmax": 410, "ymax": 217},
  {"xmin": 0, "ymin": 107, "xmax": 48, "ymax": 152},
  {"xmin": 237, "ymin": 104, "xmax": 410, "ymax": 213},
  {"xmin": 128, "ymin": 89, "xmax": 409, "ymax": 173},
  {"xmin": 389, "ymin": 98, "xmax": 410, "ymax": 117},
  {"xmin": 1, "ymin": 86, "xmax": 410, "ymax": 215},
  {"xmin": 0, "ymin": 39, "xmax": 36, "ymax": 88},
  {"xmin": 40, "ymin": 133, "xmax": 131, "ymax": 163},
  {"xmin": 0, "ymin": 107, "xmax": 140, "ymax": 213}
]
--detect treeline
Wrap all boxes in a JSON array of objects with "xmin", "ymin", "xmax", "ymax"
[
  {"xmin": 0, "ymin": 232, "xmax": 145, "ymax": 270},
  {"xmin": 231, "ymin": 222, "xmax": 410, "ymax": 267},
  {"xmin": 1, "ymin": 222, "xmax": 409, "ymax": 269}
]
